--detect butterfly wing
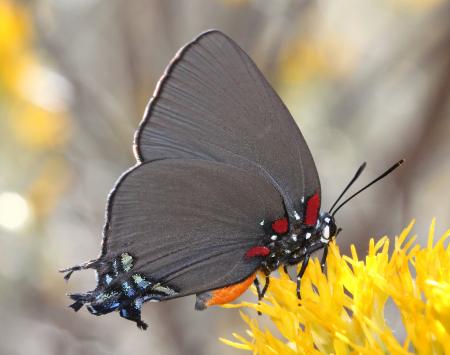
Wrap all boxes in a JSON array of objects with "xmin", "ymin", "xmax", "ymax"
[
  {"xmin": 66, "ymin": 159, "xmax": 284, "ymax": 318},
  {"xmin": 135, "ymin": 30, "xmax": 320, "ymax": 216}
]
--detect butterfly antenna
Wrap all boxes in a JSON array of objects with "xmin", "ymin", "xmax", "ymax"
[
  {"xmin": 329, "ymin": 162, "xmax": 367, "ymax": 214},
  {"xmin": 332, "ymin": 159, "xmax": 404, "ymax": 217}
]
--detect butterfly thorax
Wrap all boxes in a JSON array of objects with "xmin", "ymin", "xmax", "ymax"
[{"xmin": 258, "ymin": 212, "xmax": 337, "ymax": 275}]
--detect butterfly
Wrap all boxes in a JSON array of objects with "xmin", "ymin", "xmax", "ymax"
[{"xmin": 62, "ymin": 30, "xmax": 402, "ymax": 330}]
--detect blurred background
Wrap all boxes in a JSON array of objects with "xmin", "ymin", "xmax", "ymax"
[{"xmin": 0, "ymin": 0, "xmax": 449, "ymax": 354}]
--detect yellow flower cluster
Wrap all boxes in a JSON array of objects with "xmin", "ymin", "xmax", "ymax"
[{"xmin": 222, "ymin": 220, "xmax": 450, "ymax": 354}]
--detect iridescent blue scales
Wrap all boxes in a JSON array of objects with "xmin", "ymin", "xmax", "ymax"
[{"xmin": 63, "ymin": 253, "xmax": 177, "ymax": 330}]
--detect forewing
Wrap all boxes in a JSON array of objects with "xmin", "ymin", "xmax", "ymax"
[
  {"xmin": 135, "ymin": 30, "xmax": 320, "ymax": 215},
  {"xmin": 101, "ymin": 159, "xmax": 285, "ymax": 296}
]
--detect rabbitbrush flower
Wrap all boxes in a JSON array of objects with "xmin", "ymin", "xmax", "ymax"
[{"xmin": 221, "ymin": 219, "xmax": 450, "ymax": 354}]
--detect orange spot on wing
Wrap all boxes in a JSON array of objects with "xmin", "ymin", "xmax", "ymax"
[{"xmin": 206, "ymin": 273, "xmax": 256, "ymax": 307}]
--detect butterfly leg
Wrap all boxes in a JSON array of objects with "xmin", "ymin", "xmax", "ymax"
[
  {"xmin": 254, "ymin": 277, "xmax": 262, "ymax": 299},
  {"xmin": 254, "ymin": 277, "xmax": 263, "ymax": 316},
  {"xmin": 320, "ymin": 245, "xmax": 329, "ymax": 273},
  {"xmin": 261, "ymin": 275, "xmax": 270, "ymax": 298},
  {"xmin": 283, "ymin": 265, "xmax": 290, "ymax": 278},
  {"xmin": 254, "ymin": 275, "xmax": 270, "ymax": 315},
  {"xmin": 296, "ymin": 254, "xmax": 310, "ymax": 300}
]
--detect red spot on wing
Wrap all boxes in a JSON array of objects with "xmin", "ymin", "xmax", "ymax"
[
  {"xmin": 245, "ymin": 246, "xmax": 270, "ymax": 259},
  {"xmin": 305, "ymin": 192, "xmax": 320, "ymax": 226},
  {"xmin": 271, "ymin": 217, "xmax": 289, "ymax": 234}
]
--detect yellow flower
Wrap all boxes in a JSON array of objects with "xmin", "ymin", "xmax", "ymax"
[
  {"xmin": 221, "ymin": 219, "xmax": 450, "ymax": 354},
  {"xmin": 9, "ymin": 104, "xmax": 69, "ymax": 149},
  {"xmin": 278, "ymin": 37, "xmax": 356, "ymax": 86},
  {"xmin": 0, "ymin": 0, "xmax": 32, "ymax": 95}
]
